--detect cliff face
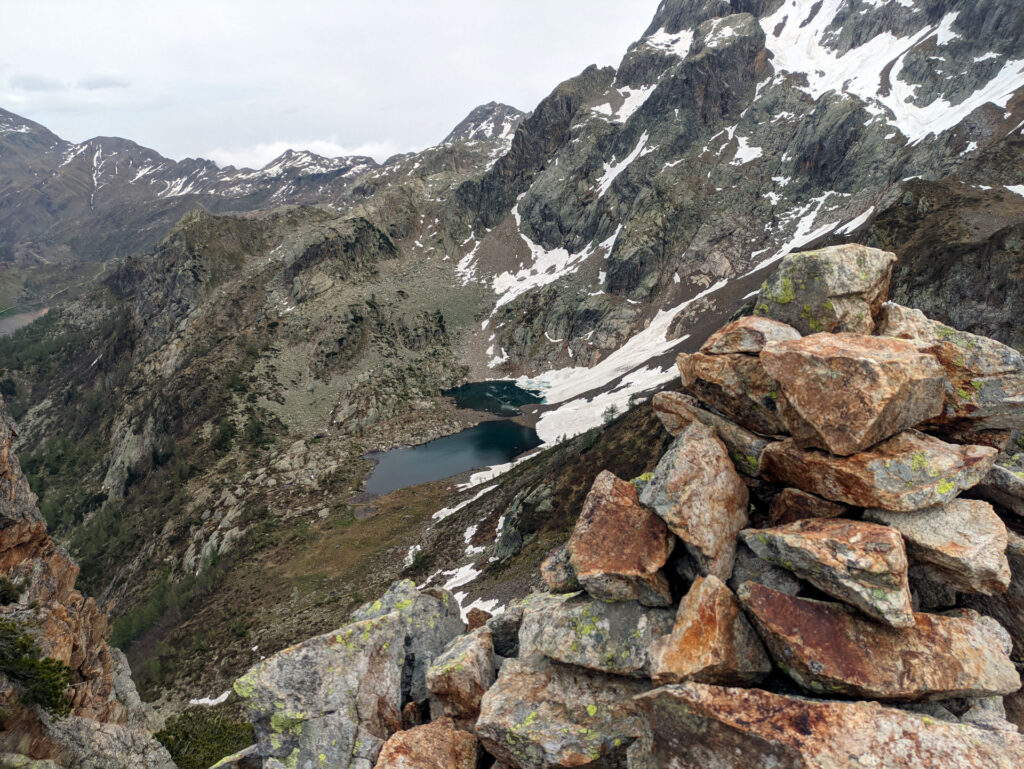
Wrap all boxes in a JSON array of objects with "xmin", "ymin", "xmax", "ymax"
[{"xmin": 0, "ymin": 399, "xmax": 173, "ymax": 768}]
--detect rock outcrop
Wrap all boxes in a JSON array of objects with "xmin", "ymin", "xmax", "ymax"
[{"xmin": 0, "ymin": 400, "xmax": 173, "ymax": 769}]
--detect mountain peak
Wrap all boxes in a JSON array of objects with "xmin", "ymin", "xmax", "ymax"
[{"xmin": 443, "ymin": 102, "xmax": 525, "ymax": 144}]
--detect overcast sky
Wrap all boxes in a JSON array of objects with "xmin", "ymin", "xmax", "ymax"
[{"xmin": 0, "ymin": 0, "xmax": 662, "ymax": 169}]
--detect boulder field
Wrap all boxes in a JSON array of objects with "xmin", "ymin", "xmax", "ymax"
[{"xmin": 221, "ymin": 245, "xmax": 1024, "ymax": 768}]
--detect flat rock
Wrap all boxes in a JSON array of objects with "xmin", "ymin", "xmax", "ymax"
[
  {"xmin": 877, "ymin": 302, "xmax": 1024, "ymax": 432},
  {"xmin": 540, "ymin": 544, "xmax": 580, "ymax": 593},
  {"xmin": 640, "ymin": 421, "xmax": 749, "ymax": 580},
  {"xmin": 738, "ymin": 582, "xmax": 1021, "ymax": 701},
  {"xmin": 568, "ymin": 470, "xmax": 674, "ymax": 607},
  {"xmin": 677, "ymin": 351, "xmax": 787, "ymax": 435},
  {"xmin": 768, "ymin": 487, "xmax": 849, "ymax": 526},
  {"xmin": 636, "ymin": 682, "xmax": 1024, "ymax": 769},
  {"xmin": 753, "ymin": 244, "xmax": 897, "ymax": 335},
  {"xmin": 352, "ymin": 580, "xmax": 466, "ymax": 703},
  {"xmin": 700, "ymin": 316, "xmax": 801, "ymax": 355},
  {"xmin": 740, "ymin": 518, "xmax": 914, "ymax": 627},
  {"xmin": 373, "ymin": 718, "xmax": 478, "ymax": 769},
  {"xmin": 425, "ymin": 628, "xmax": 495, "ymax": 728},
  {"xmin": 476, "ymin": 656, "xmax": 651, "ymax": 769},
  {"xmin": 761, "ymin": 333, "xmax": 947, "ymax": 455},
  {"xmin": 866, "ymin": 499, "xmax": 1010, "ymax": 596},
  {"xmin": 650, "ymin": 575, "xmax": 770, "ymax": 686},
  {"xmin": 234, "ymin": 611, "xmax": 404, "ymax": 769},
  {"xmin": 761, "ymin": 430, "xmax": 997, "ymax": 511},
  {"xmin": 961, "ymin": 531, "xmax": 1024, "ymax": 660},
  {"xmin": 651, "ymin": 391, "xmax": 768, "ymax": 477},
  {"xmin": 518, "ymin": 593, "xmax": 673, "ymax": 678}
]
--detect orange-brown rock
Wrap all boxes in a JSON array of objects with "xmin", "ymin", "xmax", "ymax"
[
  {"xmin": 0, "ymin": 400, "xmax": 172, "ymax": 767},
  {"xmin": 760, "ymin": 333, "xmax": 947, "ymax": 456},
  {"xmin": 738, "ymin": 582, "xmax": 1021, "ymax": 701},
  {"xmin": 700, "ymin": 316, "xmax": 801, "ymax": 355},
  {"xmin": 761, "ymin": 430, "xmax": 997, "ymax": 511},
  {"xmin": 651, "ymin": 391, "xmax": 769, "ymax": 477},
  {"xmin": 677, "ymin": 351, "xmax": 787, "ymax": 435},
  {"xmin": 650, "ymin": 576, "xmax": 770, "ymax": 686},
  {"xmin": 539, "ymin": 544, "xmax": 580, "ymax": 593},
  {"xmin": 866, "ymin": 499, "xmax": 1011, "ymax": 596},
  {"xmin": 636, "ymin": 682, "xmax": 1024, "ymax": 769},
  {"xmin": 425, "ymin": 628, "xmax": 495, "ymax": 729},
  {"xmin": 465, "ymin": 607, "xmax": 492, "ymax": 631},
  {"xmin": 568, "ymin": 471, "xmax": 673, "ymax": 606},
  {"xmin": 741, "ymin": 518, "xmax": 914, "ymax": 626},
  {"xmin": 639, "ymin": 421, "xmax": 749, "ymax": 580},
  {"xmin": 373, "ymin": 717, "xmax": 478, "ymax": 769},
  {"xmin": 877, "ymin": 303, "xmax": 1024, "ymax": 434},
  {"xmin": 768, "ymin": 487, "xmax": 849, "ymax": 526}
]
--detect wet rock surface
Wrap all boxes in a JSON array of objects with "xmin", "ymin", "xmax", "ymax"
[{"xmin": 741, "ymin": 518, "xmax": 914, "ymax": 627}]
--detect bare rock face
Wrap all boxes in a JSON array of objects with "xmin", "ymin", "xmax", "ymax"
[
  {"xmin": 540, "ymin": 544, "xmax": 580, "ymax": 593},
  {"xmin": 425, "ymin": 628, "xmax": 495, "ymax": 729},
  {"xmin": 753, "ymin": 244, "xmax": 897, "ymax": 335},
  {"xmin": 651, "ymin": 391, "xmax": 768, "ymax": 477},
  {"xmin": 761, "ymin": 334, "xmax": 947, "ymax": 456},
  {"xmin": 877, "ymin": 303, "xmax": 1024, "ymax": 434},
  {"xmin": 700, "ymin": 316, "xmax": 801, "ymax": 355},
  {"xmin": 740, "ymin": 518, "xmax": 914, "ymax": 627},
  {"xmin": 961, "ymin": 531, "xmax": 1024, "ymax": 660},
  {"xmin": 677, "ymin": 351, "xmax": 787, "ymax": 436},
  {"xmin": 649, "ymin": 576, "xmax": 770, "ymax": 686},
  {"xmin": 475, "ymin": 656, "xmax": 650, "ymax": 769},
  {"xmin": 234, "ymin": 612, "xmax": 405, "ymax": 769},
  {"xmin": 727, "ymin": 541, "xmax": 801, "ymax": 597},
  {"xmin": 568, "ymin": 471, "xmax": 674, "ymax": 607},
  {"xmin": 518, "ymin": 593, "xmax": 673, "ymax": 678},
  {"xmin": 640, "ymin": 421, "xmax": 749, "ymax": 580},
  {"xmin": 865, "ymin": 499, "xmax": 1011, "ymax": 596},
  {"xmin": 636, "ymin": 682, "xmax": 1024, "ymax": 769},
  {"xmin": 737, "ymin": 582, "xmax": 1021, "ymax": 701},
  {"xmin": 768, "ymin": 487, "xmax": 849, "ymax": 526},
  {"xmin": 0, "ymin": 401, "xmax": 174, "ymax": 769},
  {"xmin": 761, "ymin": 430, "xmax": 997, "ymax": 511},
  {"xmin": 972, "ymin": 463, "xmax": 1024, "ymax": 518},
  {"xmin": 372, "ymin": 718, "xmax": 478, "ymax": 769}
]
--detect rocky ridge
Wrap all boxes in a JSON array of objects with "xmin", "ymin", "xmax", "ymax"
[{"xmin": 205, "ymin": 245, "xmax": 1024, "ymax": 768}]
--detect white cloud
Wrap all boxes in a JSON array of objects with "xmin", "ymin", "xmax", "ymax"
[{"xmin": 204, "ymin": 139, "xmax": 401, "ymax": 169}]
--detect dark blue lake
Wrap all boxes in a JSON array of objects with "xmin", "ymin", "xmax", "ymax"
[
  {"xmin": 444, "ymin": 380, "xmax": 544, "ymax": 416},
  {"xmin": 363, "ymin": 420, "xmax": 542, "ymax": 496}
]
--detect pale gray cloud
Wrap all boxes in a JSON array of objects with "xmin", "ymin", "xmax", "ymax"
[{"xmin": 0, "ymin": 0, "xmax": 662, "ymax": 165}]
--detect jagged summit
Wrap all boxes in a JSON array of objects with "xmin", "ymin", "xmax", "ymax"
[{"xmin": 442, "ymin": 101, "xmax": 525, "ymax": 144}]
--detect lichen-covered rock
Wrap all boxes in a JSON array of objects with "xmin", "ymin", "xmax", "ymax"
[
  {"xmin": 649, "ymin": 576, "xmax": 770, "ymax": 686},
  {"xmin": 425, "ymin": 628, "xmax": 495, "ymax": 728},
  {"xmin": 740, "ymin": 518, "xmax": 914, "ymax": 627},
  {"xmin": 700, "ymin": 316, "xmax": 801, "ymax": 355},
  {"xmin": 568, "ymin": 471, "xmax": 673, "ymax": 607},
  {"xmin": 738, "ymin": 582, "xmax": 1021, "ymax": 701},
  {"xmin": 372, "ymin": 718, "xmax": 478, "ymax": 769},
  {"xmin": 636, "ymin": 682, "xmax": 1024, "ymax": 769},
  {"xmin": 640, "ymin": 421, "xmax": 749, "ymax": 580},
  {"xmin": 540, "ymin": 544, "xmax": 580, "ymax": 593},
  {"xmin": 768, "ymin": 487, "xmax": 849, "ymax": 526},
  {"xmin": 233, "ymin": 611, "xmax": 404, "ymax": 769},
  {"xmin": 865, "ymin": 499, "xmax": 1010, "ymax": 596},
  {"xmin": 650, "ymin": 391, "xmax": 768, "ymax": 477},
  {"xmin": 476, "ymin": 656, "xmax": 651, "ymax": 769},
  {"xmin": 760, "ymin": 333, "xmax": 947, "ymax": 455},
  {"xmin": 761, "ymin": 430, "xmax": 997, "ymax": 511},
  {"xmin": 677, "ymin": 351, "xmax": 787, "ymax": 435},
  {"xmin": 518, "ymin": 593, "xmax": 673, "ymax": 678},
  {"xmin": 352, "ymin": 580, "xmax": 466, "ymax": 703},
  {"xmin": 753, "ymin": 244, "xmax": 897, "ymax": 335},
  {"xmin": 877, "ymin": 303, "xmax": 1024, "ymax": 434},
  {"xmin": 961, "ymin": 531, "xmax": 1024, "ymax": 660},
  {"xmin": 25, "ymin": 719, "xmax": 177, "ymax": 769},
  {"xmin": 208, "ymin": 744, "xmax": 260, "ymax": 768}
]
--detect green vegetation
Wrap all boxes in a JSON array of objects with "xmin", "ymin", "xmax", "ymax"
[
  {"xmin": 0, "ymin": 618, "xmax": 73, "ymax": 716},
  {"xmin": 155, "ymin": 707, "xmax": 254, "ymax": 769},
  {"xmin": 0, "ymin": 576, "xmax": 22, "ymax": 605}
]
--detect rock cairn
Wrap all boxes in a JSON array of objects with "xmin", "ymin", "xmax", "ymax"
[{"xmin": 226, "ymin": 244, "xmax": 1024, "ymax": 768}]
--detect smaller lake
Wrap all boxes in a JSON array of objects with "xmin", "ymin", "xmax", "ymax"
[
  {"xmin": 0, "ymin": 307, "xmax": 49, "ymax": 337},
  {"xmin": 444, "ymin": 380, "xmax": 544, "ymax": 416},
  {"xmin": 363, "ymin": 420, "xmax": 542, "ymax": 497}
]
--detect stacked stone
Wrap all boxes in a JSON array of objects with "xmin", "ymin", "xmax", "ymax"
[{"xmin": 223, "ymin": 245, "xmax": 1024, "ymax": 769}]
